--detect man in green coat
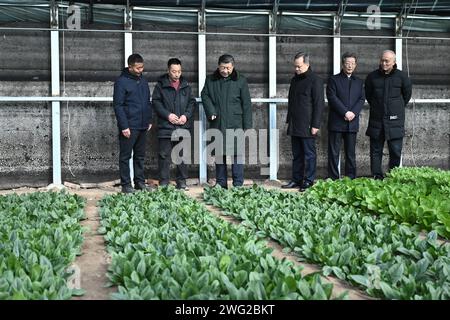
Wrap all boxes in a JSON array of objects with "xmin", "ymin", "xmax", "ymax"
[{"xmin": 201, "ymin": 54, "xmax": 252, "ymax": 188}]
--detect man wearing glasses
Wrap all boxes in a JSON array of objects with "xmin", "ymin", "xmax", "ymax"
[
  {"xmin": 326, "ymin": 52, "xmax": 365, "ymax": 180},
  {"xmin": 201, "ymin": 54, "xmax": 252, "ymax": 189}
]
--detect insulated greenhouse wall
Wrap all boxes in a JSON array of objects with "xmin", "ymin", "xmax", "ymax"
[{"xmin": 0, "ymin": 23, "xmax": 449, "ymax": 189}]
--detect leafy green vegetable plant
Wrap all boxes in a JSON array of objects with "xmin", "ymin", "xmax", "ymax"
[
  {"xmin": 99, "ymin": 187, "xmax": 342, "ymax": 300},
  {"xmin": 204, "ymin": 185, "xmax": 450, "ymax": 300},
  {"xmin": 0, "ymin": 192, "xmax": 85, "ymax": 300}
]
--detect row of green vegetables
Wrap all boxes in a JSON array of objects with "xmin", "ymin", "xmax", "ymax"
[
  {"xmin": 309, "ymin": 167, "xmax": 450, "ymax": 238},
  {"xmin": 203, "ymin": 185, "xmax": 450, "ymax": 300},
  {"xmin": 0, "ymin": 192, "xmax": 85, "ymax": 300},
  {"xmin": 99, "ymin": 187, "xmax": 344, "ymax": 300}
]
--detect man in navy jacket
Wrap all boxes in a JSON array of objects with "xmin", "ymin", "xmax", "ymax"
[
  {"xmin": 113, "ymin": 54, "xmax": 152, "ymax": 193},
  {"xmin": 326, "ymin": 52, "xmax": 365, "ymax": 179}
]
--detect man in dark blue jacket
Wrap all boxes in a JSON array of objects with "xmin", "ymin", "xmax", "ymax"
[
  {"xmin": 365, "ymin": 50, "xmax": 412, "ymax": 179},
  {"xmin": 326, "ymin": 52, "xmax": 365, "ymax": 180},
  {"xmin": 113, "ymin": 53, "xmax": 152, "ymax": 193},
  {"xmin": 152, "ymin": 58, "xmax": 196, "ymax": 190}
]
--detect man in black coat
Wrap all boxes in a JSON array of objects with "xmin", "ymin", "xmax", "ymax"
[
  {"xmin": 152, "ymin": 58, "xmax": 197, "ymax": 190},
  {"xmin": 326, "ymin": 52, "xmax": 365, "ymax": 180},
  {"xmin": 282, "ymin": 52, "xmax": 325, "ymax": 191},
  {"xmin": 365, "ymin": 50, "xmax": 412, "ymax": 179},
  {"xmin": 113, "ymin": 53, "xmax": 153, "ymax": 193}
]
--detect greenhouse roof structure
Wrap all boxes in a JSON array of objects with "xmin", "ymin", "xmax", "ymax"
[{"xmin": 1, "ymin": 1, "xmax": 449, "ymax": 33}]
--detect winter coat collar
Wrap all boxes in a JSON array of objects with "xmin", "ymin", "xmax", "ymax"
[
  {"xmin": 157, "ymin": 74, "xmax": 189, "ymax": 89},
  {"xmin": 377, "ymin": 63, "xmax": 398, "ymax": 76},
  {"xmin": 211, "ymin": 68, "xmax": 239, "ymax": 81},
  {"xmin": 293, "ymin": 67, "xmax": 313, "ymax": 80},
  {"xmin": 339, "ymin": 70, "xmax": 356, "ymax": 80},
  {"xmin": 121, "ymin": 67, "xmax": 142, "ymax": 81}
]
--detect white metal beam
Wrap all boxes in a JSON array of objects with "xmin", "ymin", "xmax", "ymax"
[
  {"xmin": 124, "ymin": 6, "xmax": 134, "ymax": 185},
  {"xmin": 333, "ymin": 15, "xmax": 342, "ymax": 75},
  {"xmin": 268, "ymin": 34, "xmax": 278, "ymax": 180},
  {"xmin": 124, "ymin": 8, "xmax": 133, "ymax": 64},
  {"xmin": 198, "ymin": 9, "xmax": 207, "ymax": 184},
  {"xmin": 50, "ymin": 3, "xmax": 62, "ymax": 187},
  {"xmin": 333, "ymin": 14, "xmax": 342, "ymax": 176},
  {"xmin": 395, "ymin": 16, "xmax": 403, "ymax": 70},
  {"xmin": 1, "ymin": 97, "xmax": 449, "ymax": 104}
]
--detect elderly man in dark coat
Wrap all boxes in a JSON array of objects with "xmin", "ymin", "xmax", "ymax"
[
  {"xmin": 365, "ymin": 50, "xmax": 412, "ymax": 179},
  {"xmin": 326, "ymin": 52, "xmax": 365, "ymax": 180},
  {"xmin": 201, "ymin": 54, "xmax": 252, "ymax": 189},
  {"xmin": 282, "ymin": 52, "xmax": 325, "ymax": 192}
]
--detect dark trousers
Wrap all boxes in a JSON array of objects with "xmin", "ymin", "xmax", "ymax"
[
  {"xmin": 215, "ymin": 155, "xmax": 244, "ymax": 188},
  {"xmin": 327, "ymin": 131, "xmax": 357, "ymax": 179},
  {"xmin": 370, "ymin": 134, "xmax": 403, "ymax": 176},
  {"xmin": 291, "ymin": 136, "xmax": 316, "ymax": 184},
  {"xmin": 119, "ymin": 129, "xmax": 147, "ymax": 187},
  {"xmin": 158, "ymin": 138, "xmax": 188, "ymax": 186}
]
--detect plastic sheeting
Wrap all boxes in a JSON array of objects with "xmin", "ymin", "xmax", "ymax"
[{"xmin": 0, "ymin": 1, "xmax": 449, "ymax": 33}]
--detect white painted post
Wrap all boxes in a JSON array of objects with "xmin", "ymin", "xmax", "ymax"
[
  {"xmin": 198, "ymin": 11, "xmax": 207, "ymax": 184},
  {"xmin": 269, "ymin": 34, "xmax": 278, "ymax": 180},
  {"xmin": 50, "ymin": 3, "xmax": 62, "ymax": 187},
  {"xmin": 396, "ymin": 16, "xmax": 403, "ymax": 167},
  {"xmin": 124, "ymin": 8, "xmax": 134, "ymax": 184},
  {"xmin": 333, "ymin": 15, "xmax": 342, "ymax": 176}
]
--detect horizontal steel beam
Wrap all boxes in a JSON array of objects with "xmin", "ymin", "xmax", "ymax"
[{"xmin": 0, "ymin": 97, "xmax": 449, "ymax": 104}]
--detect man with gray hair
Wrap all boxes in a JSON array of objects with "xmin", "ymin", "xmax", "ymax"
[
  {"xmin": 201, "ymin": 54, "xmax": 252, "ymax": 189},
  {"xmin": 282, "ymin": 52, "xmax": 325, "ymax": 191},
  {"xmin": 365, "ymin": 50, "xmax": 412, "ymax": 179},
  {"xmin": 326, "ymin": 52, "xmax": 365, "ymax": 180}
]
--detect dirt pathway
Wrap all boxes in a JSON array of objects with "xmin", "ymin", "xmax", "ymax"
[{"xmin": 69, "ymin": 189, "xmax": 116, "ymax": 300}]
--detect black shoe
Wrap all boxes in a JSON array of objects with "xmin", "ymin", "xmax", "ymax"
[
  {"xmin": 176, "ymin": 183, "xmax": 189, "ymax": 191},
  {"xmin": 281, "ymin": 181, "xmax": 300, "ymax": 189},
  {"xmin": 135, "ymin": 182, "xmax": 152, "ymax": 191},
  {"xmin": 373, "ymin": 174, "xmax": 384, "ymax": 180},
  {"xmin": 299, "ymin": 181, "xmax": 313, "ymax": 192},
  {"xmin": 121, "ymin": 185, "xmax": 135, "ymax": 194},
  {"xmin": 213, "ymin": 183, "xmax": 228, "ymax": 190}
]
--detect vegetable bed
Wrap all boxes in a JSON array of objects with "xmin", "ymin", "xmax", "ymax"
[
  {"xmin": 99, "ymin": 187, "xmax": 343, "ymax": 300},
  {"xmin": 203, "ymin": 185, "xmax": 450, "ymax": 300},
  {"xmin": 0, "ymin": 192, "xmax": 85, "ymax": 299},
  {"xmin": 310, "ymin": 167, "xmax": 450, "ymax": 238}
]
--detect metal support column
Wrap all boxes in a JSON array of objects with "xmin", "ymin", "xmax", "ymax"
[
  {"xmin": 332, "ymin": 25, "xmax": 341, "ymax": 74},
  {"xmin": 124, "ymin": 4, "xmax": 134, "ymax": 183},
  {"xmin": 333, "ymin": 12, "xmax": 343, "ymax": 176},
  {"xmin": 396, "ymin": 9, "xmax": 405, "ymax": 167},
  {"xmin": 124, "ymin": 7, "xmax": 133, "ymax": 63},
  {"xmin": 50, "ymin": 1, "xmax": 62, "ymax": 187},
  {"xmin": 198, "ymin": 2, "xmax": 207, "ymax": 184},
  {"xmin": 268, "ymin": 5, "xmax": 279, "ymax": 180},
  {"xmin": 395, "ymin": 16, "xmax": 403, "ymax": 70}
]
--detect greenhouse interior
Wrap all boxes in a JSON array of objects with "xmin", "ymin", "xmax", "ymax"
[{"xmin": 0, "ymin": 0, "xmax": 449, "ymax": 305}]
